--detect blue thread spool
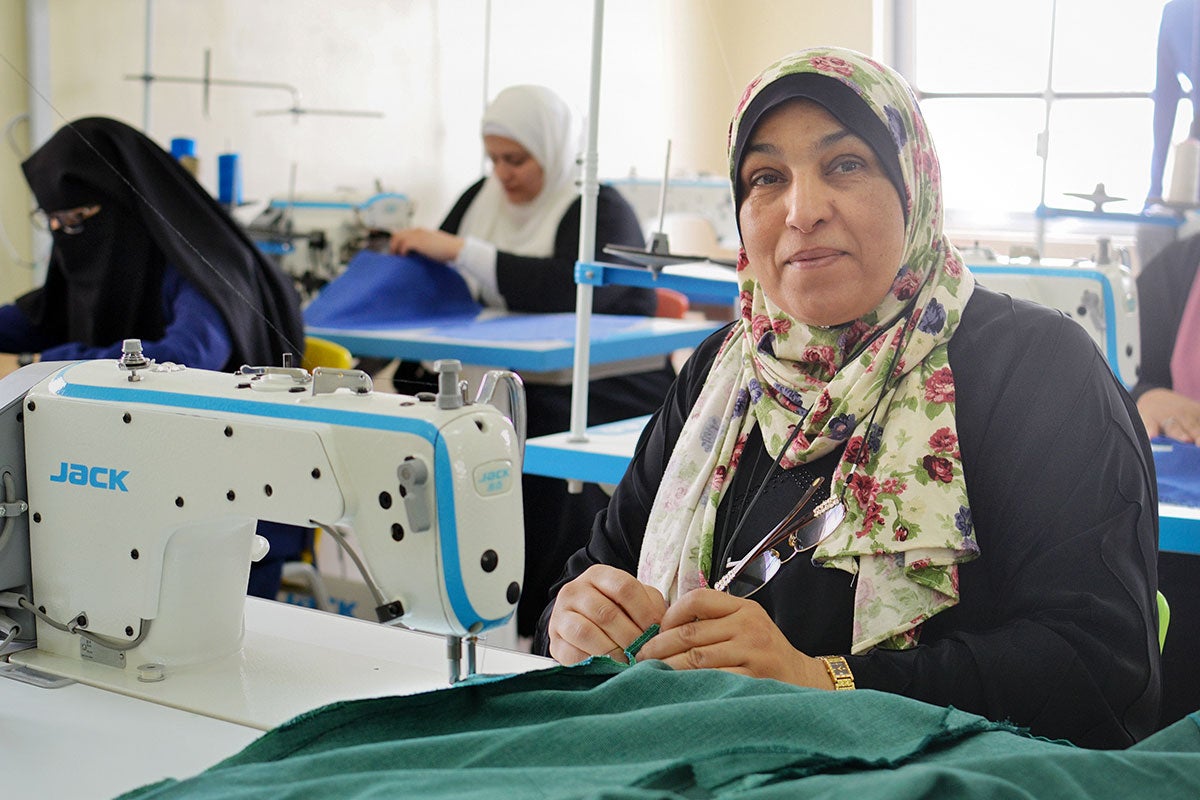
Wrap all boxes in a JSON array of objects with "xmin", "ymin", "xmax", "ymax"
[
  {"xmin": 170, "ymin": 137, "xmax": 196, "ymax": 160},
  {"xmin": 217, "ymin": 153, "xmax": 242, "ymax": 206},
  {"xmin": 170, "ymin": 138, "xmax": 198, "ymax": 177}
]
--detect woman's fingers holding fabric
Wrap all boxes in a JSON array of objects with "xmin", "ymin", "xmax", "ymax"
[
  {"xmin": 546, "ymin": 565, "xmax": 665, "ymax": 665},
  {"xmin": 387, "ymin": 229, "xmax": 410, "ymax": 255},
  {"xmin": 639, "ymin": 589, "xmax": 817, "ymax": 686},
  {"xmin": 546, "ymin": 609, "xmax": 624, "ymax": 665},
  {"xmin": 637, "ymin": 589, "xmax": 740, "ymax": 665},
  {"xmin": 388, "ymin": 228, "xmax": 464, "ymax": 263}
]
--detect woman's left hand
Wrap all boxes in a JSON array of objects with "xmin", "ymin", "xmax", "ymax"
[
  {"xmin": 637, "ymin": 588, "xmax": 834, "ymax": 688},
  {"xmin": 388, "ymin": 228, "xmax": 465, "ymax": 264},
  {"xmin": 1136, "ymin": 387, "xmax": 1200, "ymax": 443}
]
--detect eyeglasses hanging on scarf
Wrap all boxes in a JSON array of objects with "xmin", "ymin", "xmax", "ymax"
[{"xmin": 713, "ymin": 295, "xmax": 919, "ymax": 599}]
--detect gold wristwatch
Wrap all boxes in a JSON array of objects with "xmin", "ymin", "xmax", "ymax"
[{"xmin": 819, "ymin": 655, "xmax": 856, "ymax": 691}]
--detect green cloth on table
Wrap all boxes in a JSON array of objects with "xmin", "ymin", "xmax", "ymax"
[{"xmin": 120, "ymin": 659, "xmax": 1200, "ymax": 799}]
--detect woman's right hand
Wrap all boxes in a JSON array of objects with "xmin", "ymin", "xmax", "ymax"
[
  {"xmin": 1137, "ymin": 387, "xmax": 1200, "ymax": 443},
  {"xmin": 546, "ymin": 564, "xmax": 667, "ymax": 666},
  {"xmin": 388, "ymin": 228, "xmax": 465, "ymax": 264}
]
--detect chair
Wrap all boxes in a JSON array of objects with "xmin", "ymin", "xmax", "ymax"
[
  {"xmin": 278, "ymin": 531, "xmax": 334, "ymax": 614},
  {"xmin": 1158, "ymin": 590, "xmax": 1170, "ymax": 653},
  {"xmin": 279, "ymin": 337, "xmax": 354, "ymax": 613},
  {"xmin": 654, "ymin": 288, "xmax": 690, "ymax": 319},
  {"xmin": 301, "ymin": 336, "xmax": 353, "ymax": 372}
]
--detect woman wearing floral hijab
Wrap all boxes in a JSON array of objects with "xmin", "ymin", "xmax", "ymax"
[{"xmin": 538, "ymin": 48, "xmax": 1160, "ymax": 749}]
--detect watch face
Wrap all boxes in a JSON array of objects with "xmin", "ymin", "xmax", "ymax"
[{"xmin": 823, "ymin": 656, "xmax": 855, "ymax": 689}]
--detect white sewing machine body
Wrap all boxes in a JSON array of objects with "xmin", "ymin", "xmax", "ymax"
[
  {"xmin": 244, "ymin": 192, "xmax": 414, "ymax": 299},
  {"xmin": 966, "ymin": 250, "xmax": 1140, "ymax": 387},
  {"xmin": 0, "ymin": 354, "xmax": 533, "ymax": 728}
]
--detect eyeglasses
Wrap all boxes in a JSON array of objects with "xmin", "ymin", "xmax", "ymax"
[
  {"xmin": 714, "ymin": 476, "xmax": 847, "ymax": 598},
  {"xmin": 711, "ymin": 298, "xmax": 919, "ymax": 601},
  {"xmin": 30, "ymin": 204, "xmax": 102, "ymax": 235}
]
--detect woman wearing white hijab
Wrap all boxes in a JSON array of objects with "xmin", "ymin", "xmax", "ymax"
[
  {"xmin": 390, "ymin": 85, "xmax": 676, "ymax": 638},
  {"xmin": 390, "ymin": 84, "xmax": 652, "ymax": 315}
]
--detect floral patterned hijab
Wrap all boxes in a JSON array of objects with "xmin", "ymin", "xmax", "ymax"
[{"xmin": 637, "ymin": 48, "xmax": 979, "ymax": 654}]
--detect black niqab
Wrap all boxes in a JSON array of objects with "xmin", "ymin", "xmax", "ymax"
[{"xmin": 18, "ymin": 117, "xmax": 304, "ymax": 368}]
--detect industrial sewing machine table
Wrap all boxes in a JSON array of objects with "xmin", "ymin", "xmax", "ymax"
[
  {"xmin": 3, "ymin": 597, "xmax": 551, "ymax": 799},
  {"xmin": 0, "ymin": 350, "xmax": 552, "ymax": 788}
]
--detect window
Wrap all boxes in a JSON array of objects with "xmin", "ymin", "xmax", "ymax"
[{"xmin": 894, "ymin": 0, "xmax": 1167, "ymax": 218}]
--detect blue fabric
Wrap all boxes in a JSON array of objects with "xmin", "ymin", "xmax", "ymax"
[
  {"xmin": 303, "ymin": 252, "xmax": 482, "ymax": 328},
  {"xmin": 1153, "ymin": 438, "xmax": 1200, "ymax": 508},
  {"xmin": 0, "ymin": 264, "xmax": 234, "ymax": 369}
]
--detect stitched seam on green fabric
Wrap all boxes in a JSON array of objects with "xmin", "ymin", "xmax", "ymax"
[{"xmin": 624, "ymin": 623, "xmax": 661, "ymax": 665}]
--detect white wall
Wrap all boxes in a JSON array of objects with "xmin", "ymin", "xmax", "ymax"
[
  {"xmin": 0, "ymin": 0, "xmax": 36, "ymax": 303},
  {"xmin": 0, "ymin": 0, "xmax": 875, "ymax": 304}
]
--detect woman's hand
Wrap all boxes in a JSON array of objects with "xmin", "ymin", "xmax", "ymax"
[
  {"xmin": 546, "ymin": 564, "xmax": 667, "ymax": 666},
  {"xmin": 388, "ymin": 228, "xmax": 465, "ymax": 264},
  {"xmin": 637, "ymin": 588, "xmax": 834, "ymax": 689},
  {"xmin": 1137, "ymin": 387, "xmax": 1200, "ymax": 443},
  {"xmin": 0, "ymin": 353, "xmax": 36, "ymax": 379}
]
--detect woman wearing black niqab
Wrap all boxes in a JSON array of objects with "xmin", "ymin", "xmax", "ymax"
[
  {"xmin": 1, "ymin": 117, "xmax": 308, "ymax": 599},
  {"xmin": 1, "ymin": 116, "xmax": 303, "ymax": 369}
]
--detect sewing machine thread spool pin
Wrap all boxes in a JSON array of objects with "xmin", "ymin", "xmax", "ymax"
[
  {"xmin": 118, "ymin": 339, "xmax": 153, "ymax": 381},
  {"xmin": 433, "ymin": 359, "xmax": 464, "ymax": 410}
]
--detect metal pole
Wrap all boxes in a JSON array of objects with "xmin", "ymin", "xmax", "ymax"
[
  {"xmin": 24, "ymin": 0, "xmax": 52, "ymax": 148},
  {"xmin": 24, "ymin": 0, "xmax": 52, "ymax": 286},
  {"xmin": 142, "ymin": 0, "xmax": 155, "ymax": 132},
  {"xmin": 481, "ymin": 0, "xmax": 492, "ymax": 173},
  {"xmin": 568, "ymin": 0, "xmax": 604, "ymax": 450},
  {"xmin": 1035, "ymin": 0, "xmax": 1057, "ymax": 256}
]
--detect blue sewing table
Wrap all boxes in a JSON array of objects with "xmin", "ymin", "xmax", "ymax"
[
  {"xmin": 307, "ymin": 311, "xmax": 723, "ymax": 377},
  {"xmin": 525, "ymin": 422, "xmax": 1200, "ymax": 555}
]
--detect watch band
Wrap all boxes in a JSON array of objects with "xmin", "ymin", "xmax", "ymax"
[{"xmin": 819, "ymin": 655, "xmax": 856, "ymax": 691}]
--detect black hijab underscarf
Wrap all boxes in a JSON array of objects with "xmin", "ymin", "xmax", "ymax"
[
  {"xmin": 18, "ymin": 117, "xmax": 304, "ymax": 369},
  {"xmin": 731, "ymin": 72, "xmax": 906, "ymax": 220}
]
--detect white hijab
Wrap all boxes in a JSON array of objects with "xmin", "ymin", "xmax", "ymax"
[{"xmin": 458, "ymin": 85, "xmax": 582, "ymax": 257}]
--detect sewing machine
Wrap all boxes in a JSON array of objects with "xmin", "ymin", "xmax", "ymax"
[
  {"xmin": 245, "ymin": 191, "xmax": 415, "ymax": 299},
  {"xmin": 0, "ymin": 346, "xmax": 536, "ymax": 730},
  {"xmin": 965, "ymin": 237, "xmax": 1140, "ymax": 387}
]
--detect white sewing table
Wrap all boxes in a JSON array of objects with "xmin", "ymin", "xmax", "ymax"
[{"xmin": 2, "ymin": 597, "xmax": 551, "ymax": 799}]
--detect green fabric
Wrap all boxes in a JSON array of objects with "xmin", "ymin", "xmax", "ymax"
[
  {"xmin": 119, "ymin": 660, "xmax": 1200, "ymax": 800},
  {"xmin": 624, "ymin": 623, "xmax": 660, "ymax": 665}
]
